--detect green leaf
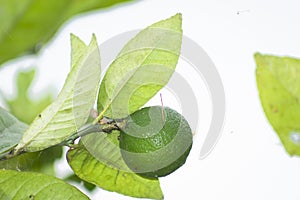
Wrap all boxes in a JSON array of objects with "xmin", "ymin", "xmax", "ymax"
[
  {"xmin": 97, "ymin": 13, "xmax": 182, "ymax": 118},
  {"xmin": 255, "ymin": 53, "xmax": 300, "ymax": 155},
  {"xmin": 5, "ymin": 69, "xmax": 53, "ymax": 124},
  {"xmin": 0, "ymin": 146, "xmax": 62, "ymax": 176},
  {"xmin": 67, "ymin": 131, "xmax": 164, "ymax": 200},
  {"xmin": 1, "ymin": 69, "xmax": 63, "ymax": 176},
  {"xmin": 71, "ymin": 33, "xmax": 88, "ymax": 69},
  {"xmin": 14, "ymin": 34, "xmax": 101, "ymax": 152},
  {"xmin": 0, "ymin": 170, "xmax": 90, "ymax": 200},
  {"xmin": 0, "ymin": 107, "xmax": 27, "ymax": 154},
  {"xmin": 1, "ymin": 73, "xmax": 61, "ymax": 175},
  {"xmin": 0, "ymin": 0, "xmax": 134, "ymax": 66},
  {"xmin": 64, "ymin": 174, "xmax": 96, "ymax": 192}
]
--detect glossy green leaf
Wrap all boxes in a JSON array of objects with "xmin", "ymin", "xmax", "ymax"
[
  {"xmin": 97, "ymin": 13, "xmax": 182, "ymax": 118},
  {"xmin": 14, "ymin": 34, "xmax": 101, "ymax": 152},
  {"xmin": 0, "ymin": 107, "xmax": 27, "ymax": 154},
  {"xmin": 67, "ymin": 131, "xmax": 163, "ymax": 200},
  {"xmin": 255, "ymin": 53, "xmax": 300, "ymax": 155},
  {"xmin": 0, "ymin": 0, "xmax": 133, "ymax": 66},
  {"xmin": 5, "ymin": 69, "xmax": 52, "ymax": 124},
  {"xmin": 0, "ymin": 170, "xmax": 89, "ymax": 200}
]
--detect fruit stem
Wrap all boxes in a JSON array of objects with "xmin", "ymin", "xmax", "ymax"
[
  {"xmin": 61, "ymin": 117, "xmax": 126, "ymax": 146},
  {"xmin": 92, "ymin": 104, "xmax": 111, "ymax": 125}
]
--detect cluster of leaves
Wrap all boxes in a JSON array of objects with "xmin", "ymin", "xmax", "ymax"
[
  {"xmin": 256, "ymin": 54, "xmax": 300, "ymax": 156},
  {"xmin": 0, "ymin": 14, "xmax": 183, "ymax": 199},
  {"xmin": 0, "ymin": 0, "xmax": 138, "ymax": 179}
]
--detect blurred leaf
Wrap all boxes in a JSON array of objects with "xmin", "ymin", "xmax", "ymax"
[
  {"xmin": 64, "ymin": 174, "xmax": 96, "ymax": 192},
  {"xmin": 97, "ymin": 13, "xmax": 182, "ymax": 118},
  {"xmin": 1, "ymin": 68, "xmax": 62, "ymax": 176},
  {"xmin": 67, "ymin": 131, "xmax": 164, "ymax": 200},
  {"xmin": 0, "ymin": 0, "xmax": 134, "ymax": 66},
  {"xmin": 255, "ymin": 53, "xmax": 300, "ymax": 155},
  {"xmin": 6, "ymin": 69, "xmax": 52, "ymax": 124},
  {"xmin": 0, "ymin": 170, "xmax": 90, "ymax": 200},
  {"xmin": 15, "ymin": 34, "xmax": 101, "ymax": 152},
  {"xmin": 0, "ymin": 107, "xmax": 27, "ymax": 154}
]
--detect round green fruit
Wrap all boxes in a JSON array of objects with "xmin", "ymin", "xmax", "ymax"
[{"xmin": 119, "ymin": 106, "xmax": 193, "ymax": 178}]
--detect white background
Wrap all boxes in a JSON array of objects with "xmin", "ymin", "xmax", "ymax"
[{"xmin": 1, "ymin": 0, "xmax": 300, "ymax": 199}]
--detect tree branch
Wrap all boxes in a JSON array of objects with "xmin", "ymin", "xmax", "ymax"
[{"xmin": 0, "ymin": 117, "xmax": 126, "ymax": 161}]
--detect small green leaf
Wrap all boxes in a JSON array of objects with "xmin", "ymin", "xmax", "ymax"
[
  {"xmin": 5, "ymin": 68, "xmax": 53, "ymax": 124},
  {"xmin": 97, "ymin": 13, "xmax": 182, "ymax": 118},
  {"xmin": 67, "ymin": 132, "xmax": 164, "ymax": 200},
  {"xmin": 14, "ymin": 34, "xmax": 101, "ymax": 152},
  {"xmin": 255, "ymin": 53, "xmax": 300, "ymax": 155},
  {"xmin": 0, "ymin": 107, "xmax": 27, "ymax": 154},
  {"xmin": 0, "ymin": 0, "xmax": 134, "ymax": 66},
  {"xmin": 0, "ymin": 170, "xmax": 89, "ymax": 200}
]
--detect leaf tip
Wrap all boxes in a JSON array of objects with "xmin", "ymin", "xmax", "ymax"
[
  {"xmin": 91, "ymin": 33, "xmax": 97, "ymax": 39},
  {"xmin": 174, "ymin": 13, "xmax": 182, "ymax": 20},
  {"xmin": 70, "ymin": 33, "xmax": 86, "ymax": 49},
  {"xmin": 89, "ymin": 33, "xmax": 99, "ymax": 47},
  {"xmin": 170, "ymin": 13, "xmax": 182, "ymax": 31},
  {"xmin": 150, "ymin": 13, "xmax": 182, "ymax": 32},
  {"xmin": 254, "ymin": 52, "xmax": 262, "ymax": 58},
  {"xmin": 254, "ymin": 52, "xmax": 263, "ymax": 61},
  {"xmin": 91, "ymin": 33, "xmax": 97, "ymax": 41},
  {"xmin": 70, "ymin": 33, "xmax": 79, "ymax": 42},
  {"xmin": 169, "ymin": 13, "xmax": 182, "ymax": 25},
  {"xmin": 254, "ymin": 53, "xmax": 266, "ymax": 69}
]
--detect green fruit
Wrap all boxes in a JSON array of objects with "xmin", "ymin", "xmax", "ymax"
[{"xmin": 119, "ymin": 106, "xmax": 193, "ymax": 178}]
